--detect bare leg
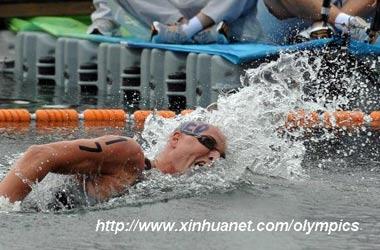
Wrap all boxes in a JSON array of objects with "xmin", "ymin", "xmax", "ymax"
[
  {"xmin": 118, "ymin": 0, "xmax": 183, "ymax": 26},
  {"xmin": 197, "ymin": 12, "xmax": 215, "ymax": 28},
  {"xmin": 264, "ymin": 0, "xmax": 341, "ymax": 23},
  {"xmin": 341, "ymin": 0, "xmax": 376, "ymax": 17}
]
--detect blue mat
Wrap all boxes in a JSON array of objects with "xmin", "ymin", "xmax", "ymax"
[
  {"xmin": 85, "ymin": 34, "xmax": 380, "ymax": 64},
  {"xmin": 11, "ymin": 16, "xmax": 380, "ymax": 65}
]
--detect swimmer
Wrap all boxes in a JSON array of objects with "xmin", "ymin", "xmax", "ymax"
[{"xmin": 0, "ymin": 121, "xmax": 226, "ymax": 204}]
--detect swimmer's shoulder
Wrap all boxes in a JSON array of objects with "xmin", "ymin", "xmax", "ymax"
[
  {"xmin": 97, "ymin": 135, "xmax": 143, "ymax": 153},
  {"xmin": 97, "ymin": 135, "xmax": 145, "ymax": 168}
]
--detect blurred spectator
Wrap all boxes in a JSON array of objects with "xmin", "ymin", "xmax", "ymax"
[
  {"xmin": 150, "ymin": 0, "xmax": 262, "ymax": 44},
  {"xmin": 87, "ymin": 0, "xmax": 119, "ymax": 36},
  {"xmin": 88, "ymin": 0, "xmax": 263, "ymax": 44},
  {"xmin": 257, "ymin": 0, "xmax": 376, "ymax": 44}
]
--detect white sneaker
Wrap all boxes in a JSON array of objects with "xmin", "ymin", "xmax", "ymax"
[
  {"xmin": 151, "ymin": 21, "xmax": 193, "ymax": 44},
  {"xmin": 347, "ymin": 16, "xmax": 370, "ymax": 41},
  {"xmin": 87, "ymin": 19, "xmax": 119, "ymax": 36},
  {"xmin": 193, "ymin": 22, "xmax": 229, "ymax": 44},
  {"xmin": 294, "ymin": 21, "xmax": 335, "ymax": 43}
]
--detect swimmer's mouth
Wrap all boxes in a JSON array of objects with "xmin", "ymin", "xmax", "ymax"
[{"xmin": 194, "ymin": 160, "xmax": 215, "ymax": 168}]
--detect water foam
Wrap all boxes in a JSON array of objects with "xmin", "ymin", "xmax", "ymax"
[{"xmin": 0, "ymin": 196, "xmax": 21, "ymax": 213}]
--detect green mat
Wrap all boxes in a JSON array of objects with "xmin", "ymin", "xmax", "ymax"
[{"xmin": 8, "ymin": 16, "xmax": 132, "ymax": 39}]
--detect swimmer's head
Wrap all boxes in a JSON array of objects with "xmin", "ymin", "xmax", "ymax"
[{"xmin": 154, "ymin": 121, "xmax": 226, "ymax": 174}]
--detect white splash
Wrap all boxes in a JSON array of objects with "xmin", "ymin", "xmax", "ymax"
[
  {"xmin": 0, "ymin": 153, "xmax": 21, "ymax": 179},
  {"xmin": 122, "ymin": 52, "xmax": 328, "ymax": 206},
  {"xmin": 21, "ymin": 174, "xmax": 76, "ymax": 212},
  {"xmin": 0, "ymin": 196, "xmax": 21, "ymax": 213}
]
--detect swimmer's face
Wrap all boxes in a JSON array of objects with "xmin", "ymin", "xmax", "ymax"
[{"xmin": 167, "ymin": 122, "xmax": 226, "ymax": 173}]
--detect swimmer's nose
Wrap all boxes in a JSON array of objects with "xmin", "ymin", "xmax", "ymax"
[{"xmin": 207, "ymin": 150, "xmax": 221, "ymax": 162}]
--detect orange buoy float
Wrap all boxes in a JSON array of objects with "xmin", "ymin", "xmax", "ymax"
[
  {"xmin": 286, "ymin": 110, "xmax": 320, "ymax": 129},
  {"xmin": 35, "ymin": 109, "xmax": 78, "ymax": 123},
  {"xmin": 370, "ymin": 111, "xmax": 380, "ymax": 129},
  {"xmin": 322, "ymin": 111, "xmax": 365, "ymax": 129},
  {"xmin": 133, "ymin": 110, "xmax": 176, "ymax": 129},
  {"xmin": 0, "ymin": 109, "xmax": 30, "ymax": 122},
  {"xmin": 333, "ymin": 111, "xmax": 364, "ymax": 128},
  {"xmin": 0, "ymin": 108, "xmax": 380, "ymax": 131},
  {"xmin": 83, "ymin": 109, "xmax": 126, "ymax": 122}
]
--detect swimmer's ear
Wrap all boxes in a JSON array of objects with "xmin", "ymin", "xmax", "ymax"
[{"xmin": 169, "ymin": 131, "xmax": 181, "ymax": 148}]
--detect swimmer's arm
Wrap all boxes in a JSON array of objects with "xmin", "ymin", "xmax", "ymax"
[
  {"xmin": 0, "ymin": 144, "xmax": 55, "ymax": 203},
  {"xmin": 76, "ymin": 173, "xmax": 135, "ymax": 202},
  {"xmin": 52, "ymin": 136, "xmax": 145, "ymax": 201},
  {"xmin": 0, "ymin": 135, "xmax": 144, "ymax": 203},
  {"xmin": 49, "ymin": 135, "xmax": 145, "ymax": 175}
]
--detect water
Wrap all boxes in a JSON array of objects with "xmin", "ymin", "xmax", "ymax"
[{"xmin": 0, "ymin": 50, "xmax": 380, "ymax": 250}]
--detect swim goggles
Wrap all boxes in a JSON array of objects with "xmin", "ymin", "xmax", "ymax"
[{"xmin": 180, "ymin": 130, "xmax": 225, "ymax": 159}]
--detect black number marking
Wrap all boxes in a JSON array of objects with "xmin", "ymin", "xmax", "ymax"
[
  {"xmin": 79, "ymin": 142, "xmax": 103, "ymax": 153},
  {"xmin": 105, "ymin": 138, "xmax": 128, "ymax": 145}
]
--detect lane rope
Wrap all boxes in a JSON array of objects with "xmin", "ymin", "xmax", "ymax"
[{"xmin": 0, "ymin": 109, "xmax": 380, "ymax": 130}]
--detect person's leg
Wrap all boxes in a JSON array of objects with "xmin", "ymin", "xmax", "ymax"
[
  {"xmin": 118, "ymin": 0, "xmax": 183, "ymax": 27},
  {"xmin": 263, "ymin": 0, "xmax": 295, "ymax": 20},
  {"xmin": 97, "ymin": 0, "xmax": 183, "ymax": 40},
  {"xmin": 227, "ymin": 8, "xmax": 265, "ymax": 43},
  {"xmin": 264, "ymin": 0, "xmax": 341, "ymax": 23},
  {"xmin": 192, "ymin": 0, "xmax": 259, "ymax": 44},
  {"xmin": 341, "ymin": 0, "xmax": 376, "ymax": 17},
  {"xmin": 334, "ymin": 0, "xmax": 376, "ymax": 41},
  {"xmin": 256, "ymin": 0, "xmax": 312, "ymax": 44},
  {"xmin": 91, "ymin": 0, "xmax": 114, "ymax": 21},
  {"xmin": 87, "ymin": 0, "xmax": 119, "ymax": 35},
  {"xmin": 261, "ymin": 0, "xmax": 375, "ymax": 43}
]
